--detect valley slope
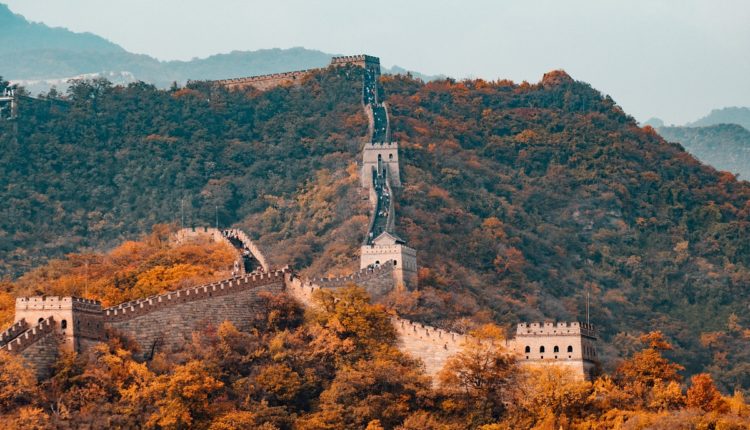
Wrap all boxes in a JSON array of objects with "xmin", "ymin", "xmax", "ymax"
[{"xmin": 1, "ymin": 67, "xmax": 748, "ymax": 392}]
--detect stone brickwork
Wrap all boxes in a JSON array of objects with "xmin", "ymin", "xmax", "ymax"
[
  {"xmin": 215, "ymin": 70, "xmax": 314, "ymax": 92},
  {"xmin": 107, "ymin": 272, "xmax": 285, "ymax": 357},
  {"xmin": 222, "ymin": 228, "xmax": 271, "ymax": 271},
  {"xmin": 215, "ymin": 54, "xmax": 380, "ymax": 92},
  {"xmin": 508, "ymin": 321, "xmax": 598, "ymax": 380},
  {"xmin": 392, "ymin": 317, "xmax": 466, "ymax": 376},
  {"xmin": 311, "ymin": 261, "xmax": 396, "ymax": 300},
  {"xmin": 0, "ymin": 318, "xmax": 29, "ymax": 347},
  {"xmin": 16, "ymin": 323, "xmax": 61, "ymax": 379},
  {"xmin": 1, "ymin": 317, "xmax": 60, "ymax": 378},
  {"xmin": 14, "ymin": 297, "xmax": 103, "ymax": 352}
]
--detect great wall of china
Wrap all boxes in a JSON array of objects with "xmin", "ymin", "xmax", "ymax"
[{"xmin": 0, "ymin": 55, "xmax": 598, "ymax": 381}]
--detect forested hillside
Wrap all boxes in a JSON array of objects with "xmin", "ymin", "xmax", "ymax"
[
  {"xmin": 1, "ymin": 66, "xmax": 749, "ymax": 394},
  {"xmin": 658, "ymin": 124, "xmax": 750, "ymax": 180}
]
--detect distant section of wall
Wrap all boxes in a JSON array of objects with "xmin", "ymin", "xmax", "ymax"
[
  {"xmin": 214, "ymin": 54, "xmax": 380, "ymax": 92},
  {"xmin": 215, "ymin": 70, "xmax": 313, "ymax": 92},
  {"xmin": 222, "ymin": 228, "xmax": 271, "ymax": 271}
]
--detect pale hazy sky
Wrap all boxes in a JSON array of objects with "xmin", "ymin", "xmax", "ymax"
[{"xmin": 5, "ymin": 0, "xmax": 750, "ymax": 124}]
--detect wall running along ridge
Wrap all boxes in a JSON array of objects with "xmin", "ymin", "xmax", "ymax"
[{"xmin": 4, "ymin": 55, "xmax": 597, "ymax": 382}]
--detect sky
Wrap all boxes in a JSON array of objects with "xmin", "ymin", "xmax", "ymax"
[{"xmin": 5, "ymin": 0, "xmax": 750, "ymax": 125}]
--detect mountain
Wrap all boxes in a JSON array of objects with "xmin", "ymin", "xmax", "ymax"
[
  {"xmin": 0, "ymin": 4, "xmax": 123, "ymax": 56},
  {"xmin": 1, "ymin": 67, "xmax": 749, "ymax": 393},
  {"xmin": 659, "ymin": 124, "xmax": 750, "ymax": 180},
  {"xmin": 0, "ymin": 4, "xmax": 438, "ymax": 92},
  {"xmin": 642, "ymin": 117, "xmax": 664, "ymax": 128},
  {"xmin": 687, "ymin": 106, "xmax": 750, "ymax": 130}
]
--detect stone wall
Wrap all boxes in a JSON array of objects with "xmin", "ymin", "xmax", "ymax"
[
  {"xmin": 14, "ymin": 297, "xmax": 104, "ymax": 352},
  {"xmin": 392, "ymin": 317, "xmax": 466, "ymax": 376},
  {"xmin": 2, "ymin": 317, "xmax": 60, "ymax": 378},
  {"xmin": 105, "ymin": 270, "xmax": 287, "ymax": 356},
  {"xmin": 311, "ymin": 261, "xmax": 396, "ymax": 300},
  {"xmin": 511, "ymin": 321, "xmax": 598, "ymax": 380},
  {"xmin": 215, "ymin": 54, "xmax": 379, "ymax": 93},
  {"xmin": 0, "ymin": 318, "xmax": 29, "ymax": 347},
  {"xmin": 222, "ymin": 228, "xmax": 271, "ymax": 271},
  {"xmin": 215, "ymin": 70, "xmax": 313, "ymax": 92},
  {"xmin": 18, "ymin": 328, "xmax": 61, "ymax": 379}
]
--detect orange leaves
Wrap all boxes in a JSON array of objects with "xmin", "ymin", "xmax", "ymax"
[
  {"xmin": 494, "ymin": 247, "xmax": 526, "ymax": 275},
  {"xmin": 686, "ymin": 373, "xmax": 727, "ymax": 412},
  {"xmin": 2, "ymin": 229, "xmax": 235, "ymax": 311}
]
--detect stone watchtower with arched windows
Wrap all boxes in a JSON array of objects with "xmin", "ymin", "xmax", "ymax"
[
  {"xmin": 14, "ymin": 297, "xmax": 104, "ymax": 353},
  {"xmin": 508, "ymin": 321, "xmax": 598, "ymax": 380}
]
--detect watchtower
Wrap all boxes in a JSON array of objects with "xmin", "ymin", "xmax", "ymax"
[
  {"xmin": 14, "ymin": 297, "xmax": 104, "ymax": 352},
  {"xmin": 362, "ymin": 141, "xmax": 401, "ymax": 189},
  {"xmin": 0, "ymin": 87, "xmax": 17, "ymax": 120},
  {"xmin": 509, "ymin": 321, "xmax": 598, "ymax": 380},
  {"xmin": 360, "ymin": 232, "xmax": 418, "ymax": 290}
]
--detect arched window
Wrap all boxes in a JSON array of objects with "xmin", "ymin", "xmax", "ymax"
[
  {"xmin": 38, "ymin": 318, "xmax": 44, "ymax": 324},
  {"xmin": 389, "ymin": 153, "xmax": 394, "ymax": 160},
  {"xmin": 554, "ymin": 345, "xmax": 559, "ymax": 353},
  {"xmin": 567, "ymin": 345, "xmax": 573, "ymax": 353},
  {"xmin": 524, "ymin": 346, "xmax": 531, "ymax": 353},
  {"xmin": 539, "ymin": 346, "xmax": 545, "ymax": 353},
  {"xmin": 378, "ymin": 154, "xmax": 382, "ymax": 161},
  {"xmin": 61, "ymin": 320, "xmax": 67, "ymax": 330}
]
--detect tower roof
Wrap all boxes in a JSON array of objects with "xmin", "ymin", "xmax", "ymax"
[{"xmin": 372, "ymin": 231, "xmax": 405, "ymax": 246}]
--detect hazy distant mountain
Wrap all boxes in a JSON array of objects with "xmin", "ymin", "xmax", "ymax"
[
  {"xmin": 687, "ymin": 106, "xmax": 750, "ymax": 130},
  {"xmin": 642, "ymin": 117, "xmax": 664, "ymax": 128},
  {"xmin": 0, "ymin": 4, "xmax": 122, "ymax": 56},
  {"xmin": 659, "ymin": 123, "xmax": 750, "ymax": 180},
  {"xmin": 0, "ymin": 4, "xmax": 437, "ymax": 92}
]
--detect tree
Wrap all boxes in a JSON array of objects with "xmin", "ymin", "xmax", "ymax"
[
  {"xmin": 686, "ymin": 373, "xmax": 727, "ymax": 412},
  {"xmin": 439, "ymin": 324, "xmax": 518, "ymax": 426},
  {"xmin": 0, "ymin": 351, "xmax": 38, "ymax": 413},
  {"xmin": 615, "ymin": 331, "xmax": 684, "ymax": 387},
  {"xmin": 146, "ymin": 360, "xmax": 224, "ymax": 429},
  {"xmin": 310, "ymin": 286, "xmax": 397, "ymax": 365}
]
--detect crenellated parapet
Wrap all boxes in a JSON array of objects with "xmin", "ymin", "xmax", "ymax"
[
  {"xmin": 1, "ymin": 317, "xmax": 56, "ymax": 353},
  {"xmin": 510, "ymin": 321, "xmax": 599, "ymax": 380},
  {"xmin": 309, "ymin": 261, "xmax": 395, "ymax": 287},
  {"xmin": 516, "ymin": 321, "xmax": 596, "ymax": 339},
  {"xmin": 104, "ymin": 269, "xmax": 288, "ymax": 322},
  {"xmin": 215, "ymin": 70, "xmax": 314, "ymax": 91},
  {"xmin": 0, "ymin": 318, "xmax": 29, "ymax": 347},
  {"xmin": 214, "ymin": 54, "xmax": 380, "ymax": 92}
]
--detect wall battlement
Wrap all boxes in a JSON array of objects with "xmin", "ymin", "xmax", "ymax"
[
  {"xmin": 16, "ymin": 296, "xmax": 102, "ymax": 313},
  {"xmin": 309, "ymin": 261, "xmax": 395, "ymax": 287},
  {"xmin": 330, "ymin": 55, "xmax": 380, "ymax": 68},
  {"xmin": 1, "ymin": 317, "xmax": 56, "ymax": 353},
  {"xmin": 0, "ymin": 318, "xmax": 29, "ymax": 347},
  {"xmin": 105, "ymin": 269, "xmax": 288, "ymax": 322},
  {"xmin": 222, "ymin": 228, "xmax": 271, "ymax": 271},
  {"xmin": 215, "ymin": 54, "xmax": 380, "ymax": 92},
  {"xmin": 517, "ymin": 321, "xmax": 596, "ymax": 338}
]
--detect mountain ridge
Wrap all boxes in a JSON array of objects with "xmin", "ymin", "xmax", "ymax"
[{"xmin": 0, "ymin": 4, "xmax": 439, "ymax": 91}]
